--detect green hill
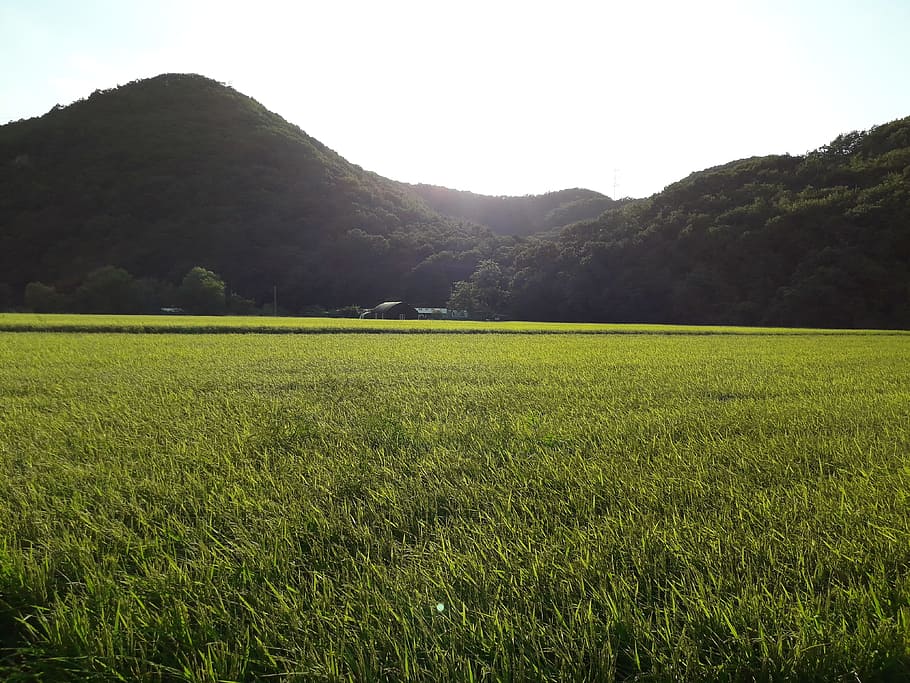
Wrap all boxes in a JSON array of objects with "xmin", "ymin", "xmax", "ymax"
[
  {"xmin": 0, "ymin": 74, "xmax": 513, "ymax": 309},
  {"xmin": 508, "ymin": 119, "xmax": 910, "ymax": 328}
]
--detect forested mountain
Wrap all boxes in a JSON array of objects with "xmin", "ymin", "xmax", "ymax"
[
  {"xmin": 508, "ymin": 120, "xmax": 910, "ymax": 328},
  {"xmin": 0, "ymin": 74, "xmax": 515, "ymax": 309},
  {"xmin": 1, "ymin": 73, "xmax": 907, "ymax": 327},
  {"xmin": 407, "ymin": 184, "xmax": 614, "ymax": 236}
]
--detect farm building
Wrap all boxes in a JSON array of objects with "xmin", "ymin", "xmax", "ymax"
[
  {"xmin": 416, "ymin": 307, "xmax": 469, "ymax": 320},
  {"xmin": 360, "ymin": 301, "xmax": 419, "ymax": 320}
]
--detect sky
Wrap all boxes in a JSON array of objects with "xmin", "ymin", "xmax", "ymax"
[{"xmin": 2, "ymin": 0, "xmax": 909, "ymax": 199}]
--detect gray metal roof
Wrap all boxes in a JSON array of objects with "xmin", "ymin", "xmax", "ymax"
[{"xmin": 372, "ymin": 301, "xmax": 407, "ymax": 312}]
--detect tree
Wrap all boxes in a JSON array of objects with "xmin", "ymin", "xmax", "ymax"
[
  {"xmin": 24, "ymin": 282, "xmax": 66, "ymax": 312},
  {"xmin": 227, "ymin": 291, "xmax": 257, "ymax": 315},
  {"xmin": 179, "ymin": 267, "xmax": 226, "ymax": 315},
  {"xmin": 447, "ymin": 260, "xmax": 508, "ymax": 318},
  {"xmin": 73, "ymin": 266, "xmax": 141, "ymax": 313}
]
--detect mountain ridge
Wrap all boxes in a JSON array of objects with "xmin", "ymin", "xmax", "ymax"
[
  {"xmin": 406, "ymin": 184, "xmax": 614, "ymax": 237},
  {"xmin": 507, "ymin": 119, "xmax": 910, "ymax": 327},
  {"xmin": 1, "ymin": 73, "xmax": 908, "ymax": 327},
  {"xmin": 0, "ymin": 73, "xmax": 611, "ymax": 309}
]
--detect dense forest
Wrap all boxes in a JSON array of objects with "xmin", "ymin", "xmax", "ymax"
[
  {"xmin": 507, "ymin": 123, "xmax": 910, "ymax": 327},
  {"xmin": 1, "ymin": 73, "xmax": 908, "ymax": 327},
  {"xmin": 0, "ymin": 74, "xmax": 514, "ymax": 311}
]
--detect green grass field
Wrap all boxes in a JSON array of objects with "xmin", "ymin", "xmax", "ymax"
[
  {"xmin": 1, "ymin": 324, "xmax": 909, "ymax": 680},
  {"xmin": 3, "ymin": 312, "xmax": 909, "ymax": 335}
]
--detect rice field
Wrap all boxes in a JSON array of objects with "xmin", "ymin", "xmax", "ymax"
[
  {"xmin": 1, "ymin": 324, "xmax": 908, "ymax": 681},
  {"xmin": 3, "ymin": 312, "xmax": 909, "ymax": 335}
]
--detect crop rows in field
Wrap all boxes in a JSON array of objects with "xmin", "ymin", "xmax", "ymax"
[{"xmin": 1, "ymin": 331, "xmax": 909, "ymax": 680}]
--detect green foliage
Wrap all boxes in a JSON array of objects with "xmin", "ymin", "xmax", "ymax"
[
  {"xmin": 179, "ymin": 266, "xmax": 226, "ymax": 315},
  {"xmin": 23, "ymin": 281, "xmax": 66, "ymax": 313},
  {"xmin": 72, "ymin": 265, "xmax": 141, "ymax": 314},
  {"xmin": 20, "ymin": 266, "xmax": 225, "ymax": 316},
  {"xmin": 447, "ymin": 259, "xmax": 509, "ymax": 318},
  {"xmin": 0, "ymin": 74, "xmax": 506, "ymax": 311},
  {"xmin": 227, "ymin": 291, "xmax": 257, "ymax": 315},
  {"xmin": 511, "ymin": 117, "xmax": 910, "ymax": 328},
  {"xmin": 404, "ymin": 251, "xmax": 478, "ymax": 306},
  {"xmin": 0, "ymin": 330, "xmax": 908, "ymax": 679}
]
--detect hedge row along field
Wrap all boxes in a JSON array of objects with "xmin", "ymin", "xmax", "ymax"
[{"xmin": 1, "ymin": 331, "xmax": 908, "ymax": 680}]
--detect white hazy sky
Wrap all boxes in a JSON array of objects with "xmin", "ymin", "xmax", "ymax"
[{"xmin": 2, "ymin": 0, "xmax": 909, "ymax": 198}]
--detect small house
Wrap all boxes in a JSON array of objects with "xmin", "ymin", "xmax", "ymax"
[{"xmin": 360, "ymin": 301, "xmax": 419, "ymax": 320}]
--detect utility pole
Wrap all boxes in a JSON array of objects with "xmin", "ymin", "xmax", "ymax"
[{"xmin": 273, "ymin": 285, "xmax": 277, "ymax": 317}]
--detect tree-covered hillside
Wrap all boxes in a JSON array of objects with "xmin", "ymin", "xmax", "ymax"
[
  {"xmin": 1, "ymin": 73, "xmax": 907, "ymax": 327},
  {"xmin": 0, "ymin": 74, "xmax": 513, "ymax": 309},
  {"xmin": 407, "ymin": 184, "xmax": 614, "ymax": 237},
  {"xmin": 507, "ymin": 119, "xmax": 910, "ymax": 328}
]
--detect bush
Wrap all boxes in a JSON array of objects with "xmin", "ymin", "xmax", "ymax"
[
  {"xmin": 179, "ymin": 267, "xmax": 227, "ymax": 315},
  {"xmin": 24, "ymin": 282, "xmax": 67, "ymax": 313},
  {"xmin": 73, "ymin": 266, "xmax": 141, "ymax": 313}
]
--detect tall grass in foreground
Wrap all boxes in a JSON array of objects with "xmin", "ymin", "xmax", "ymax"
[{"xmin": 0, "ymin": 332, "xmax": 908, "ymax": 681}]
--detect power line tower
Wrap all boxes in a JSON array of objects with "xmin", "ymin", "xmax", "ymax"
[{"xmin": 612, "ymin": 168, "xmax": 620, "ymax": 199}]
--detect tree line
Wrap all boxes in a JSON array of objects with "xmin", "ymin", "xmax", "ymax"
[{"xmin": 3, "ymin": 266, "xmax": 257, "ymax": 316}]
